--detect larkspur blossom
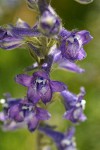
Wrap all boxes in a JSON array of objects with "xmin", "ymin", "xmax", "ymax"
[
  {"xmin": 8, "ymin": 100, "xmax": 51, "ymax": 132},
  {"xmin": 49, "ymin": 45, "xmax": 85, "ymax": 73},
  {"xmin": 0, "ymin": 95, "xmax": 51, "ymax": 132},
  {"xmin": 59, "ymin": 29, "xmax": 93, "ymax": 62},
  {"xmin": 39, "ymin": 125, "xmax": 77, "ymax": 150},
  {"xmin": 61, "ymin": 87, "xmax": 87, "ymax": 123},
  {"xmin": 15, "ymin": 70, "xmax": 67, "ymax": 104}
]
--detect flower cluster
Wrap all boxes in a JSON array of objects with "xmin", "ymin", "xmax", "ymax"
[{"xmin": 0, "ymin": 0, "xmax": 93, "ymax": 150}]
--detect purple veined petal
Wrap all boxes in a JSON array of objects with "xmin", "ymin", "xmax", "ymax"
[
  {"xmin": 39, "ymin": 125, "xmax": 64, "ymax": 143},
  {"xmin": 64, "ymin": 127, "xmax": 75, "ymax": 140},
  {"xmin": 10, "ymin": 26, "xmax": 41, "ymax": 37},
  {"xmin": 63, "ymin": 107, "xmax": 86, "ymax": 123},
  {"xmin": 40, "ymin": 85, "xmax": 52, "ymax": 104},
  {"xmin": 62, "ymin": 39, "xmax": 80, "ymax": 61},
  {"xmin": 27, "ymin": 116, "xmax": 39, "ymax": 132},
  {"xmin": 15, "ymin": 74, "xmax": 32, "ymax": 87},
  {"xmin": 77, "ymin": 30, "xmax": 93, "ymax": 45},
  {"xmin": 77, "ymin": 47, "xmax": 87, "ymax": 60},
  {"xmin": 58, "ymin": 59, "xmax": 85, "ymax": 73},
  {"xmin": 9, "ymin": 105, "xmax": 24, "ymax": 122},
  {"xmin": 36, "ymin": 107, "xmax": 51, "ymax": 120},
  {"xmin": 61, "ymin": 90, "xmax": 77, "ymax": 109},
  {"xmin": 63, "ymin": 109, "xmax": 76, "ymax": 123},
  {"xmin": 50, "ymin": 81, "xmax": 67, "ymax": 92},
  {"xmin": 0, "ymin": 37, "xmax": 24, "ymax": 50},
  {"xmin": 16, "ymin": 18, "xmax": 31, "ymax": 28},
  {"xmin": 27, "ymin": 86, "xmax": 40, "ymax": 104},
  {"xmin": 59, "ymin": 28, "xmax": 71, "ymax": 39}
]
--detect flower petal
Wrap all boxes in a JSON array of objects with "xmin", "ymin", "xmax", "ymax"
[
  {"xmin": 36, "ymin": 107, "xmax": 51, "ymax": 120},
  {"xmin": 77, "ymin": 47, "xmax": 87, "ymax": 60},
  {"xmin": 0, "ymin": 37, "xmax": 24, "ymax": 50},
  {"xmin": 15, "ymin": 74, "xmax": 32, "ymax": 87},
  {"xmin": 10, "ymin": 25, "xmax": 40, "ymax": 37},
  {"xmin": 27, "ymin": 87, "xmax": 40, "ymax": 104},
  {"xmin": 40, "ymin": 85, "xmax": 52, "ymax": 104},
  {"xmin": 9, "ymin": 105, "xmax": 24, "ymax": 122},
  {"xmin": 51, "ymin": 81, "xmax": 67, "ymax": 92},
  {"xmin": 27, "ymin": 116, "xmax": 39, "ymax": 132},
  {"xmin": 59, "ymin": 59, "xmax": 85, "ymax": 73}
]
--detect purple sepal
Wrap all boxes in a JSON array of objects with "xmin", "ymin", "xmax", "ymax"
[
  {"xmin": 62, "ymin": 87, "xmax": 87, "ymax": 123},
  {"xmin": 0, "ymin": 36, "xmax": 24, "ymax": 50},
  {"xmin": 59, "ymin": 59, "xmax": 85, "ymax": 73},
  {"xmin": 15, "ymin": 74, "xmax": 32, "ymax": 87},
  {"xmin": 51, "ymin": 81, "xmax": 67, "ymax": 92},
  {"xmin": 77, "ymin": 30, "xmax": 93, "ymax": 45},
  {"xmin": 50, "ymin": 46, "xmax": 85, "ymax": 73},
  {"xmin": 9, "ymin": 104, "xmax": 24, "ymax": 122},
  {"xmin": 39, "ymin": 125, "xmax": 77, "ymax": 150},
  {"xmin": 59, "ymin": 28, "xmax": 71, "ymax": 39},
  {"xmin": 36, "ymin": 107, "xmax": 51, "ymax": 120},
  {"xmin": 27, "ymin": 116, "xmax": 39, "ymax": 132},
  {"xmin": 10, "ymin": 25, "xmax": 40, "ymax": 37}
]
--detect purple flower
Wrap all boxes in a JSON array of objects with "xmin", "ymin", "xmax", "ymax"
[
  {"xmin": 0, "ymin": 19, "xmax": 40, "ymax": 50},
  {"xmin": 38, "ymin": 6, "xmax": 62, "ymax": 37},
  {"xmin": 0, "ymin": 96, "xmax": 25, "ymax": 131},
  {"xmin": 39, "ymin": 125, "xmax": 77, "ymax": 150},
  {"xmin": 59, "ymin": 29, "xmax": 93, "ymax": 62},
  {"xmin": 15, "ymin": 70, "xmax": 66, "ymax": 104},
  {"xmin": 61, "ymin": 87, "xmax": 87, "ymax": 123},
  {"xmin": 49, "ymin": 45, "xmax": 85, "ymax": 73},
  {"xmin": 8, "ymin": 100, "xmax": 51, "ymax": 132}
]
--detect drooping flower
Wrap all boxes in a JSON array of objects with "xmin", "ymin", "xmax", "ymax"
[
  {"xmin": 59, "ymin": 29, "xmax": 93, "ymax": 62},
  {"xmin": 61, "ymin": 87, "xmax": 87, "ymax": 123},
  {"xmin": 15, "ymin": 70, "xmax": 67, "ymax": 104},
  {"xmin": 8, "ymin": 100, "xmax": 51, "ymax": 132},
  {"xmin": 39, "ymin": 125, "xmax": 77, "ymax": 150}
]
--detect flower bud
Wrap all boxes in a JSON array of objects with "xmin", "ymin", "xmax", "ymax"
[{"xmin": 38, "ymin": 7, "xmax": 62, "ymax": 37}]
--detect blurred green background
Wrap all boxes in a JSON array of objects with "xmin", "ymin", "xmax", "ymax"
[{"xmin": 0, "ymin": 0, "xmax": 100, "ymax": 150}]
